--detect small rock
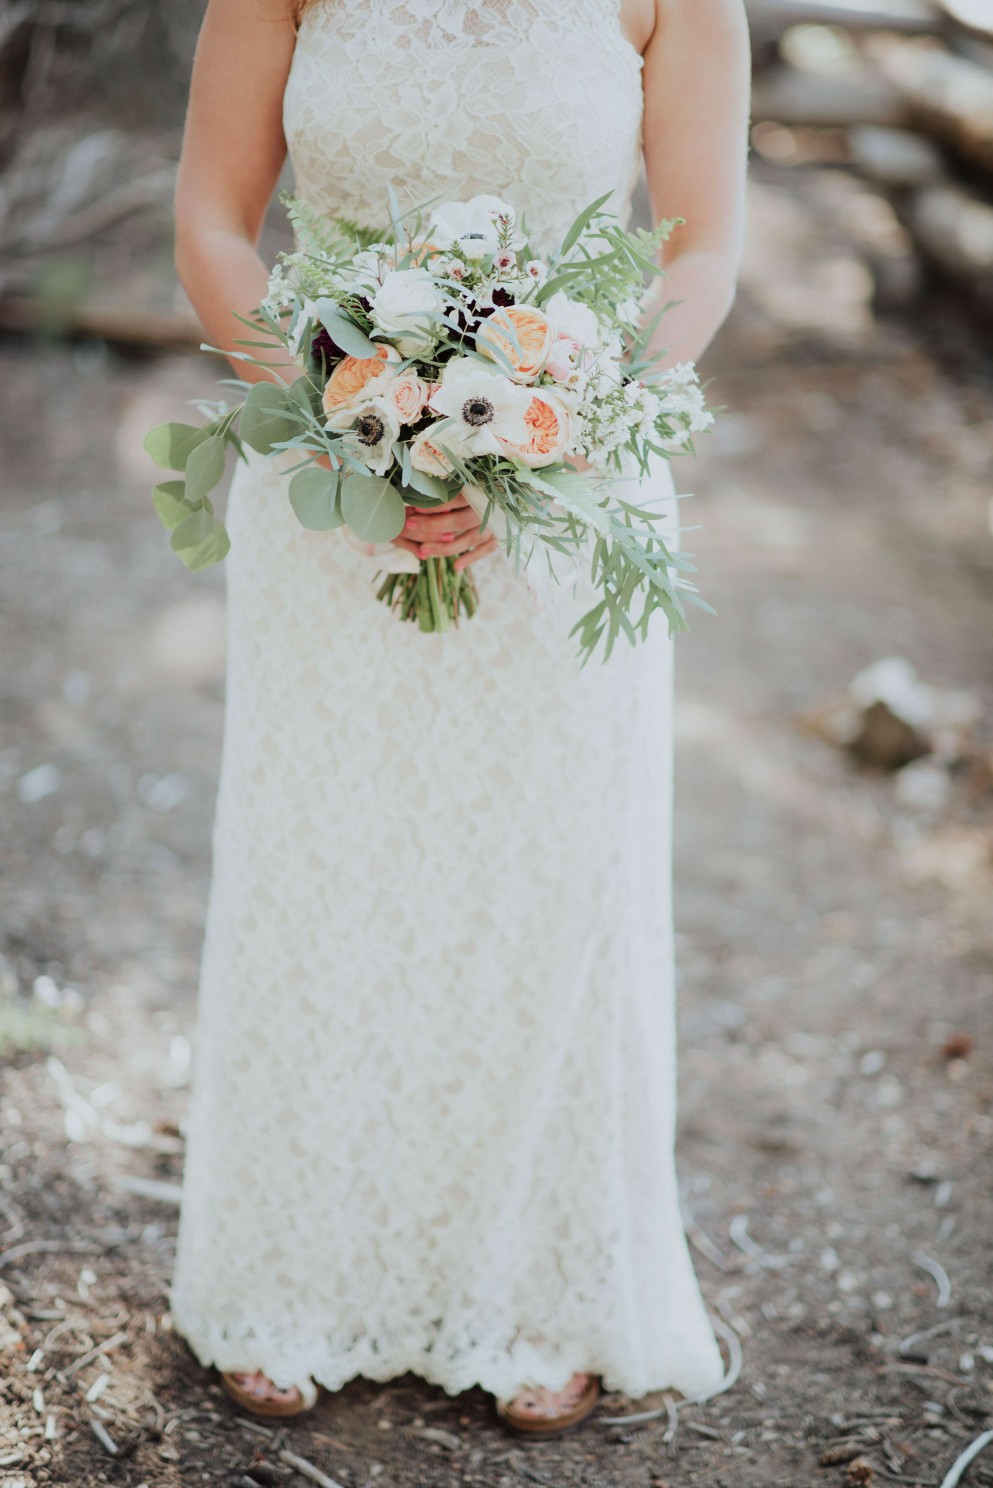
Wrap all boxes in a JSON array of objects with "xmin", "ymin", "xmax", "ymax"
[
  {"xmin": 894, "ymin": 758, "xmax": 952, "ymax": 815},
  {"xmin": 942, "ymin": 1032, "xmax": 973, "ymax": 1060},
  {"xmin": 17, "ymin": 763, "xmax": 61, "ymax": 804}
]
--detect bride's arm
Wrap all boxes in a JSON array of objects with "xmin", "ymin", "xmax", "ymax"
[
  {"xmin": 174, "ymin": 0, "xmax": 299, "ymax": 384},
  {"xmin": 640, "ymin": 0, "xmax": 751, "ymax": 369}
]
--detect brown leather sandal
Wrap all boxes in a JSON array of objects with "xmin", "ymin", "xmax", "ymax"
[
  {"xmin": 220, "ymin": 1369, "xmax": 318, "ymax": 1419},
  {"xmin": 495, "ymin": 1373, "xmax": 601, "ymax": 1438}
]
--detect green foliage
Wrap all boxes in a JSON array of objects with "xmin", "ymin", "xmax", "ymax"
[
  {"xmin": 184, "ymin": 435, "xmax": 226, "ymax": 502},
  {"xmin": 143, "ymin": 421, "xmax": 211, "ymax": 471},
  {"xmin": 315, "ymin": 301, "xmax": 379, "ymax": 359},
  {"xmin": 170, "ymin": 508, "xmax": 231, "ymax": 571},
  {"xmin": 289, "ymin": 467, "xmax": 344, "ymax": 530},
  {"xmin": 239, "ymin": 381, "xmax": 300, "ymax": 455},
  {"xmin": 152, "ymin": 480, "xmax": 195, "ymax": 531},
  {"xmin": 340, "ymin": 474, "xmax": 406, "ymax": 543}
]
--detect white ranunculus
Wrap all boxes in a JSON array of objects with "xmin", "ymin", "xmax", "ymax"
[
  {"xmin": 327, "ymin": 396, "xmax": 400, "ymax": 477},
  {"xmin": 428, "ymin": 357, "xmax": 531, "ymax": 459},
  {"xmin": 430, "ymin": 195, "xmax": 515, "ymax": 258},
  {"xmin": 371, "ymin": 268, "xmax": 444, "ymax": 356},
  {"xmin": 544, "ymin": 290, "xmax": 602, "ymax": 352}
]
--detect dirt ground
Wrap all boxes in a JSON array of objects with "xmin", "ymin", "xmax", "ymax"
[{"xmin": 1, "ymin": 164, "xmax": 992, "ymax": 1488}]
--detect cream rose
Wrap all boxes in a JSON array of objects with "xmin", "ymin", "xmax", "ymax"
[
  {"xmin": 544, "ymin": 290, "xmax": 602, "ymax": 352},
  {"xmin": 545, "ymin": 335, "xmax": 580, "ymax": 384},
  {"xmin": 371, "ymin": 268, "xmax": 444, "ymax": 356},
  {"xmin": 409, "ymin": 427, "xmax": 454, "ymax": 476},
  {"xmin": 382, "ymin": 373, "xmax": 432, "ymax": 426}
]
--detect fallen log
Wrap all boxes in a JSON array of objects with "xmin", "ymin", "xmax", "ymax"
[
  {"xmin": 848, "ymin": 123, "xmax": 945, "ymax": 187},
  {"xmin": 938, "ymin": 0, "xmax": 993, "ymax": 43},
  {"xmin": 871, "ymin": 36, "xmax": 993, "ymax": 177},
  {"xmin": 746, "ymin": 0, "xmax": 940, "ymax": 46},
  {"xmin": 0, "ymin": 293, "xmax": 202, "ymax": 348},
  {"xmin": 751, "ymin": 67, "xmax": 908, "ymax": 128},
  {"xmin": 908, "ymin": 182, "xmax": 993, "ymax": 287}
]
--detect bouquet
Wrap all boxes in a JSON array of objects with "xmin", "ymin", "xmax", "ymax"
[{"xmin": 144, "ymin": 190, "xmax": 715, "ymax": 663}]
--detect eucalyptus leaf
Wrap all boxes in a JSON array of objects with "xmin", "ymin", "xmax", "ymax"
[
  {"xmin": 288, "ymin": 375, "xmax": 325, "ymax": 420},
  {"xmin": 340, "ymin": 474, "xmax": 406, "ymax": 543},
  {"xmin": 170, "ymin": 509, "xmax": 231, "ymax": 571},
  {"xmin": 143, "ymin": 421, "xmax": 210, "ymax": 471},
  {"xmin": 239, "ymin": 381, "xmax": 299, "ymax": 454},
  {"xmin": 314, "ymin": 300, "xmax": 378, "ymax": 359},
  {"xmin": 288, "ymin": 466, "xmax": 344, "ymax": 530},
  {"xmin": 405, "ymin": 466, "xmax": 451, "ymax": 502},
  {"xmin": 152, "ymin": 480, "xmax": 195, "ymax": 531},
  {"xmin": 184, "ymin": 435, "xmax": 227, "ymax": 503}
]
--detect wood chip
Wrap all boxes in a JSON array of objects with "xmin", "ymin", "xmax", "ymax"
[
  {"xmin": 279, "ymin": 1449, "xmax": 346, "ymax": 1488},
  {"xmin": 89, "ymin": 1417, "xmax": 118, "ymax": 1455},
  {"xmin": 414, "ymin": 1426, "xmax": 462, "ymax": 1450}
]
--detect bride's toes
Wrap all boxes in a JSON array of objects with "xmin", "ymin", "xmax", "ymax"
[
  {"xmin": 508, "ymin": 1374, "xmax": 591, "ymax": 1420},
  {"xmin": 512, "ymin": 1388, "xmax": 550, "ymax": 1416},
  {"xmin": 230, "ymin": 1370, "xmax": 300, "ymax": 1405}
]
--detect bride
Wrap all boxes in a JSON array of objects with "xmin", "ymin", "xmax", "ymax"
[{"xmin": 168, "ymin": 0, "xmax": 749, "ymax": 1438}]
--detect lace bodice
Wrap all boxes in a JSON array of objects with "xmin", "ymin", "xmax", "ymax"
[{"xmin": 283, "ymin": 0, "xmax": 645, "ymax": 248}]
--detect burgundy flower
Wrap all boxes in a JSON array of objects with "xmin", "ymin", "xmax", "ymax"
[{"xmin": 311, "ymin": 326, "xmax": 346, "ymax": 368}]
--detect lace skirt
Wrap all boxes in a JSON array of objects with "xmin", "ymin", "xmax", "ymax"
[{"xmin": 169, "ymin": 445, "xmax": 724, "ymax": 1400}]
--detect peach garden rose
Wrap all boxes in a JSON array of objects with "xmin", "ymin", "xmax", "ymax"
[
  {"xmin": 502, "ymin": 391, "xmax": 573, "ymax": 468},
  {"xmin": 476, "ymin": 304, "xmax": 555, "ymax": 383},
  {"xmin": 321, "ymin": 345, "xmax": 399, "ymax": 417}
]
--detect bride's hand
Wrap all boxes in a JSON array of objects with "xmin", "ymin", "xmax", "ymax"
[{"xmin": 391, "ymin": 491, "xmax": 499, "ymax": 571}]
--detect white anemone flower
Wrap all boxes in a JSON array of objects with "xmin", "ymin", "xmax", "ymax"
[
  {"xmin": 428, "ymin": 357, "xmax": 531, "ymax": 459},
  {"xmin": 430, "ymin": 195, "xmax": 515, "ymax": 259},
  {"xmin": 327, "ymin": 396, "xmax": 400, "ymax": 477}
]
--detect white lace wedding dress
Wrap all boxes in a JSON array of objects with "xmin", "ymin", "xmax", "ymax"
[{"xmin": 169, "ymin": 0, "xmax": 725, "ymax": 1402}]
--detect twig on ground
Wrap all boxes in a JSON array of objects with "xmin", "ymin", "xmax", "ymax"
[
  {"xmin": 684, "ymin": 1212, "xmax": 735, "ymax": 1271},
  {"xmin": 236, "ymin": 1416, "xmax": 275, "ymax": 1438},
  {"xmin": 113, "ymin": 1174, "xmax": 182, "ymax": 1204},
  {"xmin": 599, "ymin": 1313, "xmax": 743, "ymax": 1432},
  {"xmin": 685, "ymin": 1420, "xmax": 722, "ymax": 1439},
  {"xmin": 938, "ymin": 1430, "xmax": 993, "ymax": 1488},
  {"xmin": 278, "ymin": 1448, "xmax": 347, "ymax": 1488},
  {"xmin": 899, "ymin": 1318, "xmax": 963, "ymax": 1356},
  {"xmin": 64, "ymin": 1328, "xmax": 129, "ymax": 1376},
  {"xmin": 879, "ymin": 1362, "xmax": 972, "ymax": 1387},
  {"xmin": 0, "ymin": 1238, "xmax": 102, "ymax": 1269},
  {"xmin": 912, "ymin": 1251, "xmax": 952, "ymax": 1308}
]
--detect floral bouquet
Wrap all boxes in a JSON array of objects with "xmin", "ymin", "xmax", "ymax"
[{"xmin": 144, "ymin": 190, "xmax": 714, "ymax": 662}]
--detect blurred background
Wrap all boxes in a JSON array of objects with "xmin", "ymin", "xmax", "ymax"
[{"xmin": 1, "ymin": 2, "xmax": 992, "ymax": 1486}]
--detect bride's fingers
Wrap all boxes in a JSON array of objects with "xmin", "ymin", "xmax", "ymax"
[
  {"xmin": 416, "ymin": 527, "xmax": 482, "ymax": 558},
  {"xmin": 402, "ymin": 505, "xmax": 478, "ymax": 540},
  {"xmin": 453, "ymin": 534, "xmax": 498, "ymax": 570}
]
